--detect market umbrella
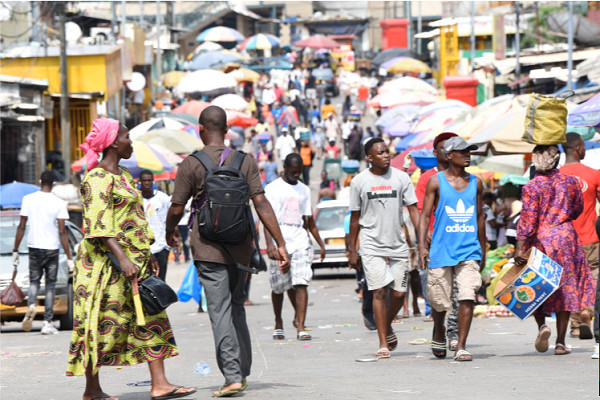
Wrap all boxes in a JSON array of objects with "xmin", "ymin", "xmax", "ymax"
[
  {"xmin": 240, "ymin": 33, "xmax": 281, "ymax": 50},
  {"xmin": 226, "ymin": 110, "xmax": 258, "ymax": 128},
  {"xmin": 193, "ymin": 41, "xmax": 223, "ymax": 55},
  {"xmin": 227, "ymin": 68, "xmax": 260, "ymax": 83},
  {"xmin": 367, "ymin": 90, "xmax": 438, "ymax": 108},
  {"xmin": 375, "ymin": 105, "xmax": 421, "ymax": 129},
  {"xmin": 196, "ymin": 26, "xmax": 245, "ymax": 42},
  {"xmin": 148, "ymin": 143, "xmax": 184, "ymax": 166},
  {"xmin": 567, "ymin": 93, "xmax": 600, "ymax": 126},
  {"xmin": 211, "ymin": 94, "xmax": 248, "ymax": 111},
  {"xmin": 472, "ymin": 154, "xmax": 526, "ymax": 176},
  {"xmin": 175, "ymin": 69, "xmax": 237, "ymax": 96},
  {"xmin": 406, "ymin": 100, "xmax": 472, "ymax": 146},
  {"xmin": 383, "ymin": 115, "xmax": 412, "ymax": 137},
  {"xmin": 293, "ymin": 35, "xmax": 340, "ymax": 49},
  {"xmin": 161, "ymin": 70, "xmax": 187, "ymax": 87},
  {"xmin": 136, "ymin": 129, "xmax": 204, "ymax": 154},
  {"xmin": 189, "ymin": 50, "xmax": 242, "ymax": 71},
  {"xmin": 384, "ymin": 57, "xmax": 431, "ymax": 74},
  {"xmin": 378, "ymin": 76, "xmax": 438, "ymax": 95},
  {"xmin": 372, "ymin": 47, "xmax": 425, "ymax": 67},
  {"xmin": 172, "ymin": 100, "xmax": 211, "ymax": 115},
  {"xmin": 129, "ymin": 116, "xmax": 190, "ymax": 138},
  {"xmin": 0, "ymin": 181, "xmax": 39, "ymax": 208}
]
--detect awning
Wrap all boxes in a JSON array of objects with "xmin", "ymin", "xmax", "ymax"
[{"xmin": 304, "ymin": 20, "xmax": 369, "ymax": 36}]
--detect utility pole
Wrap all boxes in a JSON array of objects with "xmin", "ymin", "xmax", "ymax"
[
  {"xmin": 567, "ymin": 1, "xmax": 574, "ymax": 91},
  {"xmin": 31, "ymin": 2, "xmax": 40, "ymax": 42},
  {"xmin": 121, "ymin": 0, "xmax": 127, "ymax": 124},
  {"xmin": 417, "ymin": 1, "xmax": 422, "ymax": 54},
  {"xmin": 515, "ymin": 1, "xmax": 521, "ymax": 94},
  {"xmin": 470, "ymin": 2, "xmax": 475, "ymax": 71},
  {"xmin": 58, "ymin": 4, "xmax": 70, "ymax": 182},
  {"xmin": 156, "ymin": 0, "xmax": 163, "ymax": 94},
  {"xmin": 407, "ymin": 2, "xmax": 412, "ymax": 51},
  {"xmin": 139, "ymin": 0, "xmax": 144, "ymax": 26}
]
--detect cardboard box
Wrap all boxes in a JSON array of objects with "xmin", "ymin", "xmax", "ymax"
[{"xmin": 493, "ymin": 248, "xmax": 563, "ymax": 320}]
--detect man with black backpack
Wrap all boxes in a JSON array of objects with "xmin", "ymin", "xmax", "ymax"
[{"xmin": 166, "ymin": 106, "xmax": 290, "ymax": 397}]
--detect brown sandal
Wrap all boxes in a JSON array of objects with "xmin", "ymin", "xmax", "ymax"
[{"xmin": 554, "ymin": 343, "xmax": 571, "ymax": 355}]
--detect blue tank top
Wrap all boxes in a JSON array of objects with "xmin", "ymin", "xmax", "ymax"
[{"xmin": 429, "ymin": 172, "xmax": 482, "ymax": 268}]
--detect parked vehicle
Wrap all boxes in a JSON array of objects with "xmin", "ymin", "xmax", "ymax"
[
  {"xmin": 311, "ymin": 199, "xmax": 349, "ymax": 269},
  {"xmin": 244, "ymin": 57, "xmax": 293, "ymax": 73},
  {"xmin": 311, "ymin": 67, "xmax": 339, "ymax": 96},
  {"xmin": 0, "ymin": 211, "xmax": 83, "ymax": 330}
]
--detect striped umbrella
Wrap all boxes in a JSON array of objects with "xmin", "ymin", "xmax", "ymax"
[
  {"xmin": 240, "ymin": 33, "xmax": 281, "ymax": 50},
  {"xmin": 196, "ymin": 26, "xmax": 245, "ymax": 42}
]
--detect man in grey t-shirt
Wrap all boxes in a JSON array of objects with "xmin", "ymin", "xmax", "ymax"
[{"xmin": 348, "ymin": 138, "xmax": 420, "ymax": 359}]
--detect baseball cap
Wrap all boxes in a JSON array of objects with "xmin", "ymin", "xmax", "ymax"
[
  {"xmin": 281, "ymin": 126, "xmax": 288, "ymax": 132},
  {"xmin": 433, "ymin": 132, "xmax": 458, "ymax": 148},
  {"xmin": 443, "ymin": 136, "xmax": 478, "ymax": 153}
]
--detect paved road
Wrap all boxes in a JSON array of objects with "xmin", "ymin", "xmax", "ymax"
[{"xmin": 1, "ymin": 260, "xmax": 597, "ymax": 399}]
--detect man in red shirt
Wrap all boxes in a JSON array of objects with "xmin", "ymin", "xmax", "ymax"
[
  {"xmin": 415, "ymin": 132, "xmax": 459, "ymax": 350},
  {"xmin": 357, "ymin": 84, "xmax": 369, "ymax": 111},
  {"xmin": 560, "ymin": 132, "xmax": 600, "ymax": 342}
]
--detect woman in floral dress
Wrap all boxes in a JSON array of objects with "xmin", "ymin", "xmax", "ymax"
[
  {"xmin": 66, "ymin": 118, "xmax": 195, "ymax": 400},
  {"xmin": 515, "ymin": 145, "xmax": 595, "ymax": 355}
]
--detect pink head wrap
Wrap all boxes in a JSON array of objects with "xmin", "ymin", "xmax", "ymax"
[{"xmin": 80, "ymin": 118, "xmax": 120, "ymax": 170}]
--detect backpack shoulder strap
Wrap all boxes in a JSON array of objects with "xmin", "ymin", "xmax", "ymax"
[
  {"xmin": 229, "ymin": 150, "xmax": 247, "ymax": 171},
  {"xmin": 190, "ymin": 150, "xmax": 218, "ymax": 172}
]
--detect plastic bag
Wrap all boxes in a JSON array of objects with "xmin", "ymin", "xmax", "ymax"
[
  {"xmin": 522, "ymin": 91, "xmax": 573, "ymax": 145},
  {"xmin": 0, "ymin": 269, "xmax": 25, "ymax": 306},
  {"xmin": 177, "ymin": 262, "xmax": 201, "ymax": 304}
]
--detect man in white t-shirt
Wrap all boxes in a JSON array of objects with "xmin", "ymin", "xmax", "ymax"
[
  {"xmin": 275, "ymin": 127, "xmax": 297, "ymax": 163},
  {"xmin": 13, "ymin": 170, "xmax": 73, "ymax": 335},
  {"xmin": 140, "ymin": 169, "xmax": 171, "ymax": 281},
  {"xmin": 348, "ymin": 138, "xmax": 420, "ymax": 359},
  {"xmin": 264, "ymin": 153, "xmax": 325, "ymax": 341}
]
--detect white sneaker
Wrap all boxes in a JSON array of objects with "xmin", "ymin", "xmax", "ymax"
[
  {"xmin": 592, "ymin": 344, "xmax": 599, "ymax": 359},
  {"xmin": 22, "ymin": 305, "xmax": 37, "ymax": 332},
  {"xmin": 41, "ymin": 321, "xmax": 58, "ymax": 335}
]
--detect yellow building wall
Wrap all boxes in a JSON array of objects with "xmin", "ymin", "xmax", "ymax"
[{"xmin": 0, "ymin": 50, "xmax": 122, "ymax": 99}]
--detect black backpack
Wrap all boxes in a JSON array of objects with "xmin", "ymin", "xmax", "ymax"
[{"xmin": 191, "ymin": 149, "xmax": 250, "ymax": 245}]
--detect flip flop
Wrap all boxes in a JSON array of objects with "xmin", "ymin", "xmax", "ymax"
[
  {"xmin": 241, "ymin": 379, "xmax": 247, "ymax": 392},
  {"xmin": 535, "ymin": 324, "xmax": 551, "ymax": 353},
  {"xmin": 454, "ymin": 349, "xmax": 472, "ymax": 361},
  {"xmin": 579, "ymin": 323, "xmax": 593, "ymax": 340},
  {"xmin": 212, "ymin": 386, "xmax": 241, "ymax": 398},
  {"xmin": 386, "ymin": 331, "xmax": 398, "ymax": 351},
  {"xmin": 297, "ymin": 331, "xmax": 311, "ymax": 340},
  {"xmin": 448, "ymin": 338, "xmax": 458, "ymax": 352},
  {"xmin": 151, "ymin": 386, "xmax": 197, "ymax": 400},
  {"xmin": 431, "ymin": 340, "xmax": 447, "ymax": 359},
  {"xmin": 272, "ymin": 328, "xmax": 285, "ymax": 340},
  {"xmin": 375, "ymin": 347, "xmax": 390, "ymax": 359},
  {"xmin": 554, "ymin": 343, "xmax": 571, "ymax": 356}
]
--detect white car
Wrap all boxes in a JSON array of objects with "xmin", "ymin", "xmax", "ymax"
[{"xmin": 311, "ymin": 199, "xmax": 349, "ymax": 270}]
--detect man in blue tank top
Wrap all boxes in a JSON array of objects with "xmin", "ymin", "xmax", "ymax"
[{"xmin": 418, "ymin": 136, "xmax": 486, "ymax": 362}]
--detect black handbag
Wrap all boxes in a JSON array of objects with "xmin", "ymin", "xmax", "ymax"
[
  {"xmin": 106, "ymin": 252, "xmax": 178, "ymax": 315},
  {"xmin": 138, "ymin": 275, "xmax": 179, "ymax": 315},
  {"xmin": 250, "ymin": 248, "xmax": 267, "ymax": 273}
]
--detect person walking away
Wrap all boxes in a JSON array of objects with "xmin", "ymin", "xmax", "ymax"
[
  {"xmin": 262, "ymin": 83, "xmax": 276, "ymax": 110},
  {"xmin": 299, "ymin": 141, "xmax": 314, "ymax": 186},
  {"xmin": 166, "ymin": 106, "xmax": 290, "ymax": 397},
  {"xmin": 559, "ymin": 132, "xmax": 600, "ymax": 345},
  {"xmin": 321, "ymin": 98, "xmax": 336, "ymax": 120},
  {"xmin": 514, "ymin": 144, "xmax": 596, "ymax": 356},
  {"xmin": 312, "ymin": 113, "xmax": 325, "ymax": 159},
  {"xmin": 348, "ymin": 138, "xmax": 421, "ymax": 359},
  {"xmin": 13, "ymin": 170, "xmax": 73, "ymax": 334},
  {"xmin": 341, "ymin": 116, "xmax": 352, "ymax": 156},
  {"xmin": 418, "ymin": 136, "xmax": 486, "ymax": 361},
  {"xmin": 342, "ymin": 95, "xmax": 352, "ymax": 118},
  {"xmin": 67, "ymin": 118, "xmax": 195, "ymax": 400},
  {"xmin": 263, "ymin": 153, "xmax": 279, "ymax": 186},
  {"xmin": 415, "ymin": 132, "xmax": 460, "ymax": 347},
  {"xmin": 305, "ymin": 71, "xmax": 317, "ymax": 107},
  {"xmin": 357, "ymin": 83, "xmax": 369, "ymax": 111},
  {"xmin": 347, "ymin": 123, "xmax": 363, "ymax": 161},
  {"xmin": 275, "ymin": 127, "xmax": 297, "ymax": 163},
  {"xmin": 264, "ymin": 153, "xmax": 325, "ymax": 341},
  {"xmin": 140, "ymin": 169, "xmax": 171, "ymax": 281}
]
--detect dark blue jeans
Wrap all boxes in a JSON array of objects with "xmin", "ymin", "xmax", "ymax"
[
  {"xmin": 28, "ymin": 248, "xmax": 59, "ymax": 322},
  {"xmin": 177, "ymin": 224, "xmax": 190, "ymax": 262}
]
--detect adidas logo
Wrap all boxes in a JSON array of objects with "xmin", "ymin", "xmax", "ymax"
[{"xmin": 445, "ymin": 199, "xmax": 474, "ymax": 223}]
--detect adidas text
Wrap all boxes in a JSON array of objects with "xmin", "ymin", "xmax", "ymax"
[{"xmin": 445, "ymin": 224, "xmax": 476, "ymax": 233}]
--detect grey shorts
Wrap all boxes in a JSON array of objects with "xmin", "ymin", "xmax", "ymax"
[
  {"xmin": 361, "ymin": 254, "xmax": 409, "ymax": 292},
  {"xmin": 269, "ymin": 246, "xmax": 313, "ymax": 294}
]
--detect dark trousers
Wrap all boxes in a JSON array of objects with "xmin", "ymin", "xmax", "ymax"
[
  {"xmin": 28, "ymin": 248, "xmax": 59, "ymax": 321},
  {"xmin": 153, "ymin": 248, "xmax": 170, "ymax": 281},
  {"xmin": 302, "ymin": 165, "xmax": 311, "ymax": 186},
  {"xmin": 195, "ymin": 261, "xmax": 251, "ymax": 385},
  {"xmin": 177, "ymin": 224, "xmax": 190, "ymax": 262}
]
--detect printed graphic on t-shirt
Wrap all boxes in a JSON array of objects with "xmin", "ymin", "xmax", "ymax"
[
  {"xmin": 444, "ymin": 199, "xmax": 476, "ymax": 232},
  {"xmin": 280, "ymin": 197, "xmax": 303, "ymax": 228},
  {"xmin": 572, "ymin": 175, "xmax": 588, "ymax": 193},
  {"xmin": 367, "ymin": 185, "xmax": 397, "ymax": 200}
]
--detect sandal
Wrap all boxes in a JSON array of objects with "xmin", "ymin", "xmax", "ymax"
[
  {"xmin": 375, "ymin": 347, "xmax": 390, "ymax": 359},
  {"xmin": 579, "ymin": 323, "xmax": 593, "ymax": 340},
  {"xmin": 535, "ymin": 324, "xmax": 551, "ymax": 353},
  {"xmin": 554, "ymin": 343, "xmax": 571, "ymax": 355},
  {"xmin": 453, "ymin": 349, "xmax": 472, "ymax": 361},
  {"xmin": 297, "ymin": 331, "xmax": 311, "ymax": 341},
  {"xmin": 448, "ymin": 338, "xmax": 458, "ymax": 352},
  {"xmin": 431, "ymin": 340, "xmax": 447, "ymax": 359},
  {"xmin": 386, "ymin": 331, "xmax": 398, "ymax": 351},
  {"xmin": 272, "ymin": 328, "xmax": 285, "ymax": 340}
]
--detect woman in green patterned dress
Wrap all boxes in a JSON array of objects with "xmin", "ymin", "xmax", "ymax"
[{"xmin": 66, "ymin": 118, "xmax": 195, "ymax": 400}]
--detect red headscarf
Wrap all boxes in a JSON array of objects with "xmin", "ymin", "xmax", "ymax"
[{"xmin": 80, "ymin": 118, "xmax": 120, "ymax": 170}]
